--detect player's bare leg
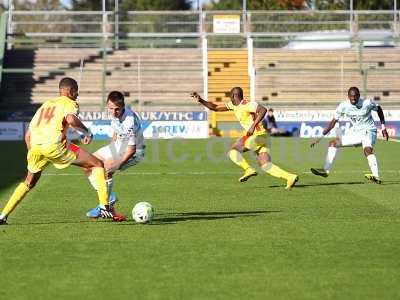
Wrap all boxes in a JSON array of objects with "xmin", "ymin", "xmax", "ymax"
[
  {"xmin": 363, "ymin": 147, "xmax": 381, "ymax": 184},
  {"xmin": 227, "ymin": 138, "xmax": 257, "ymax": 182},
  {"xmin": 311, "ymin": 139, "xmax": 339, "ymax": 178},
  {"xmin": 256, "ymin": 150, "xmax": 298, "ymax": 189},
  {"xmin": 0, "ymin": 171, "xmax": 42, "ymax": 224}
]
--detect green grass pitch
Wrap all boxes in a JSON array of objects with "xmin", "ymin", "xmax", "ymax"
[{"xmin": 0, "ymin": 138, "xmax": 400, "ymax": 299}]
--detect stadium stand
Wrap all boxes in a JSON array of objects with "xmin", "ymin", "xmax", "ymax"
[
  {"xmin": 207, "ymin": 49, "xmax": 250, "ymax": 127},
  {"xmin": 208, "ymin": 50, "xmax": 250, "ymax": 102},
  {"xmin": 362, "ymin": 48, "xmax": 400, "ymax": 103},
  {"xmin": 362, "ymin": 48, "xmax": 400, "ymax": 68},
  {"xmin": 1, "ymin": 45, "xmax": 399, "ymax": 121},
  {"xmin": 254, "ymin": 48, "xmax": 400, "ymax": 107},
  {"xmin": 0, "ymin": 47, "xmax": 203, "ymax": 114}
]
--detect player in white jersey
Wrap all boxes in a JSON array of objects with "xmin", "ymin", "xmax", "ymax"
[
  {"xmin": 310, "ymin": 86, "xmax": 389, "ymax": 183},
  {"xmin": 86, "ymin": 91, "xmax": 145, "ymax": 218}
]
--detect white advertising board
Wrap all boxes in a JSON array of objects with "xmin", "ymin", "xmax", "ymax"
[{"xmin": 0, "ymin": 122, "xmax": 24, "ymax": 141}]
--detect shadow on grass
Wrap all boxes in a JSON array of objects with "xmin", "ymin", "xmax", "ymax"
[
  {"xmin": 266, "ymin": 180, "xmax": 400, "ymax": 189},
  {"xmin": 292, "ymin": 180, "xmax": 399, "ymax": 188},
  {"xmin": 380, "ymin": 180, "xmax": 400, "ymax": 185},
  {"xmin": 143, "ymin": 210, "xmax": 279, "ymax": 225},
  {"xmin": 291, "ymin": 181, "xmax": 365, "ymax": 188},
  {"xmin": 253, "ymin": 181, "xmax": 365, "ymax": 189},
  {"xmin": 4, "ymin": 210, "xmax": 280, "ymax": 227}
]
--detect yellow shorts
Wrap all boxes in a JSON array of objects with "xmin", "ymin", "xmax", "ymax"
[
  {"xmin": 27, "ymin": 143, "xmax": 80, "ymax": 173},
  {"xmin": 239, "ymin": 134, "xmax": 269, "ymax": 153}
]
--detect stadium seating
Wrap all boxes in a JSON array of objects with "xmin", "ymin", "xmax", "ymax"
[
  {"xmin": 0, "ymin": 48, "xmax": 203, "ymax": 112},
  {"xmin": 1, "ymin": 46, "xmax": 399, "ymax": 118},
  {"xmin": 207, "ymin": 49, "xmax": 251, "ymax": 125},
  {"xmin": 207, "ymin": 50, "xmax": 250, "ymax": 102},
  {"xmin": 254, "ymin": 48, "xmax": 400, "ymax": 107}
]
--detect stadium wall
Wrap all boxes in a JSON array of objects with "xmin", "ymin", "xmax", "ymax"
[
  {"xmin": 210, "ymin": 109, "xmax": 400, "ymax": 138},
  {"xmin": 0, "ymin": 110, "xmax": 209, "ymax": 141},
  {"xmin": 3, "ymin": 109, "xmax": 400, "ymax": 141}
]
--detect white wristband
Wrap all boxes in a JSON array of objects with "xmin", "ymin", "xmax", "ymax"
[{"xmin": 381, "ymin": 124, "xmax": 386, "ymax": 130}]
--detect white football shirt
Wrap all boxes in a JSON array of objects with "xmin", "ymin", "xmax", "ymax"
[
  {"xmin": 110, "ymin": 105, "xmax": 144, "ymax": 150},
  {"xmin": 334, "ymin": 98, "xmax": 379, "ymax": 132}
]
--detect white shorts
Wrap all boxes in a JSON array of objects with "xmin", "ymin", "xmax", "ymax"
[
  {"xmin": 94, "ymin": 142, "xmax": 145, "ymax": 172},
  {"xmin": 337, "ymin": 129, "xmax": 377, "ymax": 148}
]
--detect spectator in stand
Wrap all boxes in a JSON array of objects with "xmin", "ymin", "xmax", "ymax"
[
  {"xmin": 264, "ymin": 108, "xmax": 294, "ymax": 137},
  {"xmin": 265, "ymin": 108, "xmax": 278, "ymax": 135}
]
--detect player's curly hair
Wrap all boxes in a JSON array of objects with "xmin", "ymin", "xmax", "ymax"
[
  {"xmin": 59, "ymin": 77, "xmax": 78, "ymax": 91},
  {"xmin": 107, "ymin": 91, "xmax": 125, "ymax": 106},
  {"xmin": 348, "ymin": 86, "xmax": 360, "ymax": 96}
]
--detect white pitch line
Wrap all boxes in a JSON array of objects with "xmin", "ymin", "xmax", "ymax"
[
  {"xmin": 40, "ymin": 170, "xmax": 400, "ymax": 176},
  {"xmin": 42, "ymin": 171, "xmax": 237, "ymax": 176}
]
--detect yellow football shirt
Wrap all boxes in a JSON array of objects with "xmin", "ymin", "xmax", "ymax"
[
  {"xmin": 225, "ymin": 99, "xmax": 266, "ymax": 135},
  {"xmin": 29, "ymin": 96, "xmax": 79, "ymax": 147}
]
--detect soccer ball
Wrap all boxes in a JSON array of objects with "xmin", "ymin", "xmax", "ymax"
[{"xmin": 132, "ymin": 202, "xmax": 155, "ymax": 224}]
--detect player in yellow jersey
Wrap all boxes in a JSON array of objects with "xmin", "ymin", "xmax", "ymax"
[
  {"xmin": 0, "ymin": 77, "xmax": 120, "ymax": 225},
  {"xmin": 191, "ymin": 87, "xmax": 298, "ymax": 189}
]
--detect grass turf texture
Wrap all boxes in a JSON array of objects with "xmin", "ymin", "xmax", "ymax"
[{"xmin": 0, "ymin": 138, "xmax": 400, "ymax": 299}]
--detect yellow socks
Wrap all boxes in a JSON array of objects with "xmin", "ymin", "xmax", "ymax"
[
  {"xmin": 226, "ymin": 150, "xmax": 295, "ymax": 184},
  {"xmin": 1, "ymin": 182, "xmax": 30, "ymax": 217},
  {"xmin": 91, "ymin": 167, "xmax": 108, "ymax": 206},
  {"xmin": 228, "ymin": 149, "xmax": 251, "ymax": 171},
  {"xmin": 261, "ymin": 162, "xmax": 291, "ymax": 180}
]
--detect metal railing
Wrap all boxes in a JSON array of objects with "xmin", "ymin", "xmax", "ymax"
[
  {"xmin": 6, "ymin": 10, "xmax": 400, "ymax": 41},
  {"xmin": 2, "ymin": 10, "xmax": 400, "ymax": 113}
]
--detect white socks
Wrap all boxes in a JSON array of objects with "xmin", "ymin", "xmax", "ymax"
[
  {"xmin": 322, "ymin": 147, "xmax": 379, "ymax": 178},
  {"xmin": 322, "ymin": 148, "xmax": 379, "ymax": 178},
  {"xmin": 88, "ymin": 174, "xmax": 97, "ymax": 190},
  {"xmin": 367, "ymin": 154, "xmax": 379, "ymax": 178},
  {"xmin": 106, "ymin": 178, "xmax": 113, "ymax": 194},
  {"xmin": 324, "ymin": 146, "xmax": 337, "ymax": 172}
]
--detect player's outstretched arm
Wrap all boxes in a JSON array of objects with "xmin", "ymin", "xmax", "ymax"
[
  {"xmin": 65, "ymin": 113, "xmax": 92, "ymax": 144},
  {"xmin": 247, "ymin": 105, "xmax": 267, "ymax": 136},
  {"xmin": 191, "ymin": 92, "xmax": 228, "ymax": 112},
  {"xmin": 310, "ymin": 118, "xmax": 338, "ymax": 147},
  {"xmin": 376, "ymin": 106, "xmax": 389, "ymax": 141}
]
